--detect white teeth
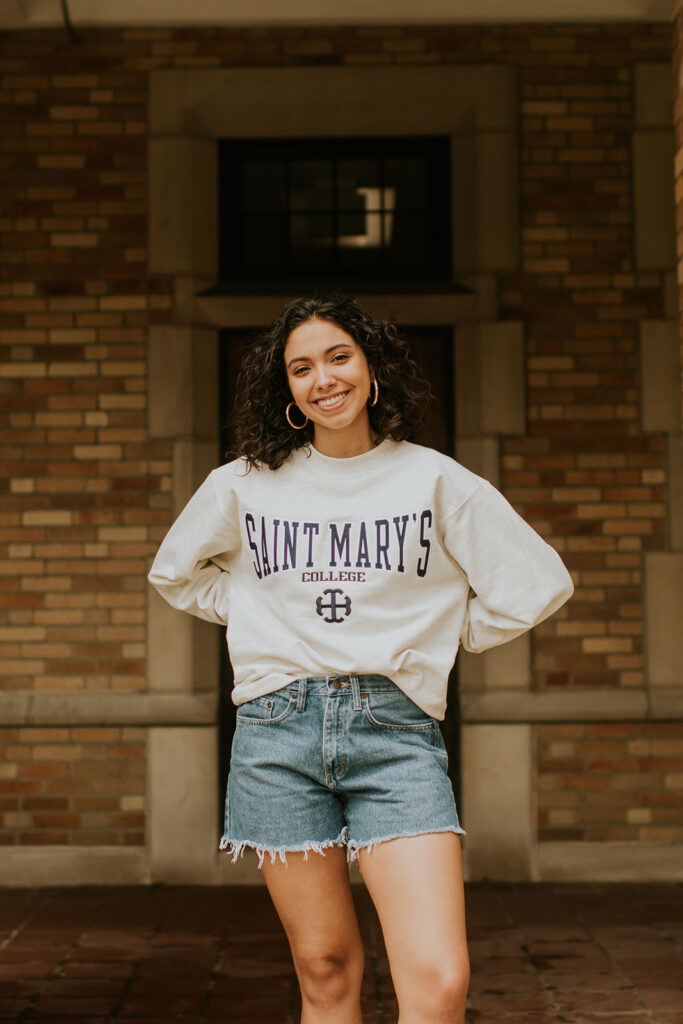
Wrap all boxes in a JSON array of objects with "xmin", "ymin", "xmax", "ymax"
[{"xmin": 317, "ymin": 392, "xmax": 347, "ymax": 409}]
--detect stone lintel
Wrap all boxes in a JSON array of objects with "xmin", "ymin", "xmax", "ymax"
[{"xmin": 149, "ymin": 65, "xmax": 518, "ymax": 138}]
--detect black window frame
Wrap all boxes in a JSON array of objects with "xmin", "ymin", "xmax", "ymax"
[{"xmin": 213, "ymin": 135, "xmax": 455, "ymax": 293}]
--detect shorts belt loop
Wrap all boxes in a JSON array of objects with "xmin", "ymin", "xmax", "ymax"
[
  {"xmin": 350, "ymin": 674, "xmax": 362, "ymax": 711},
  {"xmin": 296, "ymin": 678, "xmax": 307, "ymax": 713}
]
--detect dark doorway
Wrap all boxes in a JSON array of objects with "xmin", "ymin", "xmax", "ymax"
[{"xmin": 217, "ymin": 325, "xmax": 461, "ymax": 833}]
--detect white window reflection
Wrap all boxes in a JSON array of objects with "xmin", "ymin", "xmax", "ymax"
[{"xmin": 338, "ymin": 188, "xmax": 396, "ymax": 248}]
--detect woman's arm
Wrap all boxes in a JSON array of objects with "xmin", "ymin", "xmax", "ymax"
[
  {"xmin": 148, "ymin": 472, "xmax": 239, "ymax": 626},
  {"xmin": 444, "ymin": 482, "xmax": 574, "ymax": 654}
]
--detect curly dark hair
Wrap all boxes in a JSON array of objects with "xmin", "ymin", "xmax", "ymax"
[{"xmin": 232, "ymin": 294, "xmax": 430, "ymax": 470}]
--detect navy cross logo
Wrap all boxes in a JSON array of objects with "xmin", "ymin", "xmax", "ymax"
[{"xmin": 315, "ymin": 588, "xmax": 352, "ymax": 623}]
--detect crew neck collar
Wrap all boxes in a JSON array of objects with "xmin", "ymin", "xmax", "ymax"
[{"xmin": 301, "ymin": 438, "xmax": 391, "ymax": 467}]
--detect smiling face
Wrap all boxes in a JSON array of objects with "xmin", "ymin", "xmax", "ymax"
[{"xmin": 284, "ymin": 317, "xmax": 375, "ymax": 458}]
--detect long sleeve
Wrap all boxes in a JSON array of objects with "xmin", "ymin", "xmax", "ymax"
[
  {"xmin": 444, "ymin": 481, "xmax": 574, "ymax": 654},
  {"xmin": 148, "ymin": 471, "xmax": 240, "ymax": 626}
]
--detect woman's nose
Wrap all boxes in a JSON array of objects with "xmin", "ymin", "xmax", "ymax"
[{"xmin": 313, "ymin": 364, "xmax": 335, "ymax": 388}]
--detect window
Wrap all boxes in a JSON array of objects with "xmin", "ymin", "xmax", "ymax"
[{"xmin": 215, "ymin": 136, "xmax": 452, "ymax": 290}]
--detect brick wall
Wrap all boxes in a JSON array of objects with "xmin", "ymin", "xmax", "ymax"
[
  {"xmin": 0, "ymin": 22, "xmax": 678, "ymax": 848},
  {"xmin": 538, "ymin": 723, "xmax": 683, "ymax": 842},
  {"xmin": 0, "ymin": 726, "xmax": 145, "ymax": 846}
]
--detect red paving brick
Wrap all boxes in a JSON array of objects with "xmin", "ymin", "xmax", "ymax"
[{"xmin": 0, "ymin": 883, "xmax": 681, "ymax": 1022}]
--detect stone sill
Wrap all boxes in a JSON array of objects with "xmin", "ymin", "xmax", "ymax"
[
  {"xmin": 0, "ymin": 691, "xmax": 217, "ymax": 727},
  {"xmin": 3, "ymin": 688, "xmax": 681, "ymax": 728},
  {"xmin": 460, "ymin": 687, "xmax": 683, "ymax": 722}
]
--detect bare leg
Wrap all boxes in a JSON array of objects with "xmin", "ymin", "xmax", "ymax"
[
  {"xmin": 262, "ymin": 847, "xmax": 364, "ymax": 1024},
  {"xmin": 358, "ymin": 832, "xmax": 469, "ymax": 1024}
]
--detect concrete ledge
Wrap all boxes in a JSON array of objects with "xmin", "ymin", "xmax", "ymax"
[
  {"xmin": 538, "ymin": 841, "xmax": 683, "ymax": 882},
  {"xmin": 0, "ymin": 692, "xmax": 217, "ymax": 726},
  {"xmin": 0, "ymin": 847, "xmax": 147, "ymax": 887},
  {"xmin": 460, "ymin": 688, "xmax": 650, "ymax": 722}
]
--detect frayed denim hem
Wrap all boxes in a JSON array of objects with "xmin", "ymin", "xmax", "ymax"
[
  {"xmin": 219, "ymin": 825, "xmax": 350, "ymax": 869},
  {"xmin": 346, "ymin": 825, "xmax": 466, "ymax": 862}
]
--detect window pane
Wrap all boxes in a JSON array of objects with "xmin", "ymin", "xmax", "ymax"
[
  {"xmin": 218, "ymin": 136, "xmax": 450, "ymax": 282},
  {"xmin": 337, "ymin": 159, "xmax": 381, "ymax": 209},
  {"xmin": 338, "ymin": 209, "xmax": 384, "ymax": 249},
  {"xmin": 290, "ymin": 160, "xmax": 333, "ymax": 211},
  {"xmin": 242, "ymin": 161, "xmax": 287, "ymax": 212},
  {"xmin": 290, "ymin": 213, "xmax": 335, "ymax": 250},
  {"xmin": 386, "ymin": 212, "xmax": 429, "ymax": 269},
  {"xmin": 241, "ymin": 213, "xmax": 288, "ymax": 271},
  {"xmin": 385, "ymin": 158, "xmax": 428, "ymax": 210}
]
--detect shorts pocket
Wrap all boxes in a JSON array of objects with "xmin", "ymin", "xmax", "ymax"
[
  {"xmin": 362, "ymin": 689, "xmax": 435, "ymax": 732},
  {"xmin": 236, "ymin": 690, "xmax": 296, "ymax": 726}
]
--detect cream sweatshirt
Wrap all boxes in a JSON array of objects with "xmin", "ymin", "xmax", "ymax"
[{"xmin": 148, "ymin": 440, "xmax": 573, "ymax": 720}]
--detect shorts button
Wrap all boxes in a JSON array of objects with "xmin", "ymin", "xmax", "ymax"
[{"xmin": 330, "ymin": 678, "xmax": 342, "ymax": 689}]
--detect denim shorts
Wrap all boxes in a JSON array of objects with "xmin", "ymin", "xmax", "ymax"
[{"xmin": 219, "ymin": 674, "xmax": 464, "ymax": 867}]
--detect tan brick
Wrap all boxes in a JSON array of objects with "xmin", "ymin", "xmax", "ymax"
[
  {"xmin": 0, "ymin": 362, "xmax": 47, "ymax": 378},
  {"xmin": 50, "ymin": 233, "xmax": 98, "ymax": 247},
  {"xmin": 22, "ymin": 511, "xmax": 73, "ymax": 527},
  {"xmin": 32, "ymin": 745, "xmax": 83, "ymax": 762},
  {"xmin": 73, "ymin": 445, "xmax": 122, "ymax": 460},
  {"xmin": 37, "ymin": 155, "xmax": 86, "ymax": 169}
]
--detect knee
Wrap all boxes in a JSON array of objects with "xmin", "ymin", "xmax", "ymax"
[
  {"xmin": 294, "ymin": 946, "xmax": 364, "ymax": 1007},
  {"xmin": 413, "ymin": 957, "xmax": 470, "ymax": 1019}
]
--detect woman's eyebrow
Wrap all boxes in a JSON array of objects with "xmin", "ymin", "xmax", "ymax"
[{"xmin": 286, "ymin": 343, "xmax": 353, "ymax": 369}]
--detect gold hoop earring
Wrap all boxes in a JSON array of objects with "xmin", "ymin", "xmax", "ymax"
[
  {"xmin": 286, "ymin": 402, "xmax": 309, "ymax": 430},
  {"xmin": 369, "ymin": 379, "xmax": 379, "ymax": 407}
]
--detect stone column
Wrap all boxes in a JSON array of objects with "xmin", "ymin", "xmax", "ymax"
[{"xmin": 675, "ymin": 0, "xmax": 683, "ymax": 344}]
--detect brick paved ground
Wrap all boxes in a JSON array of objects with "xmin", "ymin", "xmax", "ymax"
[{"xmin": 0, "ymin": 882, "xmax": 681, "ymax": 1023}]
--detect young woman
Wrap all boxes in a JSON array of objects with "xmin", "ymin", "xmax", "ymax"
[{"xmin": 148, "ymin": 294, "xmax": 573, "ymax": 1024}]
